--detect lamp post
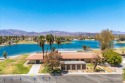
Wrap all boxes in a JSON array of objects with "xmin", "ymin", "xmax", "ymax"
[
  {"xmin": 11, "ymin": 78, "xmax": 13, "ymax": 83},
  {"xmin": 3, "ymin": 78, "xmax": 5, "ymax": 83},
  {"xmin": 48, "ymin": 77, "xmax": 50, "ymax": 83},
  {"xmin": 20, "ymin": 78, "xmax": 22, "ymax": 83},
  {"xmin": 42, "ymin": 76, "xmax": 44, "ymax": 83},
  {"xmin": 33, "ymin": 77, "xmax": 36, "ymax": 83},
  {"xmin": 55, "ymin": 76, "xmax": 57, "ymax": 83}
]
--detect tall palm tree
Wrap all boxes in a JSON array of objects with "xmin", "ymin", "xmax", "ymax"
[
  {"xmin": 38, "ymin": 35, "xmax": 45, "ymax": 60},
  {"xmin": 46, "ymin": 34, "xmax": 54, "ymax": 51},
  {"xmin": 56, "ymin": 37, "xmax": 61, "ymax": 50}
]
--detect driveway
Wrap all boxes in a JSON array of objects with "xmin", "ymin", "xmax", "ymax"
[{"xmin": 28, "ymin": 64, "xmax": 41, "ymax": 74}]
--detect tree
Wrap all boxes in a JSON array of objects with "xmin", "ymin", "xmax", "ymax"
[
  {"xmin": 82, "ymin": 45, "xmax": 90, "ymax": 51},
  {"xmin": 44, "ymin": 52, "xmax": 61, "ymax": 71},
  {"xmin": 21, "ymin": 35, "xmax": 25, "ymax": 40},
  {"xmin": 33, "ymin": 36, "xmax": 38, "ymax": 42},
  {"xmin": 3, "ymin": 51, "xmax": 8, "ymax": 59},
  {"xmin": 82, "ymin": 45, "xmax": 87, "ymax": 50},
  {"xmin": 103, "ymin": 49, "xmax": 122, "ymax": 66},
  {"xmin": 95, "ymin": 29, "xmax": 114, "ymax": 50},
  {"xmin": 38, "ymin": 35, "xmax": 45, "ymax": 60},
  {"xmin": 55, "ymin": 37, "xmax": 61, "ymax": 49},
  {"xmin": 91, "ymin": 54, "xmax": 103, "ymax": 69},
  {"xmin": 0, "ymin": 36, "xmax": 3, "ymax": 44},
  {"xmin": 118, "ymin": 35, "xmax": 125, "ymax": 41},
  {"xmin": 46, "ymin": 34, "xmax": 54, "ymax": 51}
]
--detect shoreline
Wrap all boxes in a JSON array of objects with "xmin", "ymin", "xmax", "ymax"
[
  {"xmin": 0, "ymin": 52, "xmax": 33, "ymax": 59},
  {"xmin": 0, "ymin": 49, "xmax": 100, "ymax": 59},
  {"xmin": 0, "ymin": 44, "xmax": 124, "ymax": 59},
  {"xmin": 0, "ymin": 47, "xmax": 123, "ymax": 58},
  {"xmin": 115, "ymin": 41, "xmax": 125, "ymax": 44}
]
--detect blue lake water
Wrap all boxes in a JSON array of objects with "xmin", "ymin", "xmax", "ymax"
[{"xmin": 0, "ymin": 40, "xmax": 125, "ymax": 57}]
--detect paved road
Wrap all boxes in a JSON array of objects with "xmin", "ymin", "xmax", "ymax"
[
  {"xmin": 0, "ymin": 74, "xmax": 122, "ymax": 83},
  {"xmin": 28, "ymin": 64, "xmax": 41, "ymax": 74}
]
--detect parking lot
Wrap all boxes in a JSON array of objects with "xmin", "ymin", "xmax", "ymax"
[{"xmin": 0, "ymin": 74, "xmax": 122, "ymax": 83}]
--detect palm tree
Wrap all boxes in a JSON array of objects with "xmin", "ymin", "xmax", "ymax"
[
  {"xmin": 82, "ymin": 45, "xmax": 87, "ymax": 51},
  {"xmin": 3, "ymin": 51, "xmax": 7, "ymax": 59},
  {"xmin": 46, "ymin": 34, "xmax": 54, "ymax": 51},
  {"xmin": 38, "ymin": 35, "xmax": 45, "ymax": 60},
  {"xmin": 56, "ymin": 37, "xmax": 61, "ymax": 49}
]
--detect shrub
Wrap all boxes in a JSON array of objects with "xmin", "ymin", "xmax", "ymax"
[{"xmin": 103, "ymin": 49, "xmax": 122, "ymax": 66}]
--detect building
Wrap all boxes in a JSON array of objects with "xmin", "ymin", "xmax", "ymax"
[
  {"xmin": 60, "ymin": 61, "xmax": 86, "ymax": 71},
  {"xmin": 60, "ymin": 52, "xmax": 97, "ymax": 62},
  {"xmin": 26, "ymin": 52, "xmax": 99, "ymax": 71},
  {"xmin": 26, "ymin": 53, "xmax": 43, "ymax": 64},
  {"xmin": 59, "ymin": 52, "xmax": 98, "ymax": 71}
]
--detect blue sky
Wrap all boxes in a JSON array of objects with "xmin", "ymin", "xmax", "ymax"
[{"xmin": 0, "ymin": 0, "xmax": 125, "ymax": 32}]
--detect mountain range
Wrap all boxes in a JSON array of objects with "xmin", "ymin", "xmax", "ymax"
[{"xmin": 0, "ymin": 29, "xmax": 125, "ymax": 36}]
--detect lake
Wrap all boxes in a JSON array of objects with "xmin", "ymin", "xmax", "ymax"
[{"xmin": 0, "ymin": 40, "xmax": 125, "ymax": 57}]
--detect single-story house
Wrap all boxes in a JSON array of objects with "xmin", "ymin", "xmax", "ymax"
[
  {"xmin": 59, "ymin": 52, "xmax": 98, "ymax": 71},
  {"xmin": 26, "ymin": 52, "xmax": 99, "ymax": 71}
]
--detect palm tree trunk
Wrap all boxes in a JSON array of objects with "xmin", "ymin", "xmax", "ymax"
[
  {"xmin": 42, "ymin": 46, "xmax": 44, "ymax": 60},
  {"xmin": 46, "ymin": 47, "xmax": 48, "ymax": 55},
  {"xmin": 58, "ymin": 44, "xmax": 59, "ymax": 50},
  {"xmin": 50, "ymin": 43, "xmax": 52, "ymax": 52},
  {"xmin": 42, "ymin": 49, "xmax": 44, "ymax": 60}
]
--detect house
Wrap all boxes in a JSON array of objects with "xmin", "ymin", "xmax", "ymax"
[
  {"xmin": 26, "ymin": 52, "xmax": 99, "ymax": 71},
  {"xmin": 60, "ymin": 52, "xmax": 98, "ymax": 71}
]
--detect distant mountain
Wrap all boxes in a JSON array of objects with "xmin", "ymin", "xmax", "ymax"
[
  {"xmin": 0, "ymin": 29, "xmax": 96, "ymax": 36},
  {"xmin": 112, "ymin": 31, "xmax": 125, "ymax": 34},
  {"xmin": 0, "ymin": 29, "xmax": 40, "ymax": 36},
  {"xmin": 0, "ymin": 29, "xmax": 124, "ymax": 36}
]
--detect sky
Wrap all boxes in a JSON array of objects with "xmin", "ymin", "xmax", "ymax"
[{"xmin": 0, "ymin": 0, "xmax": 125, "ymax": 32}]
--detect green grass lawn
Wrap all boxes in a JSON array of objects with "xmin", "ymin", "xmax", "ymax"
[
  {"xmin": 85, "ymin": 63, "xmax": 95, "ymax": 72},
  {"xmin": 123, "ymin": 69, "xmax": 125, "ymax": 80},
  {"xmin": 0, "ymin": 55, "xmax": 32, "ymax": 74},
  {"xmin": 41, "ymin": 66, "xmax": 50, "ymax": 73}
]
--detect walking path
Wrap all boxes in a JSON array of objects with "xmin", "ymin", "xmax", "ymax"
[{"xmin": 28, "ymin": 64, "xmax": 41, "ymax": 74}]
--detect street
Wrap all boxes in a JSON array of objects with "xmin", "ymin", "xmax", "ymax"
[{"xmin": 0, "ymin": 74, "xmax": 122, "ymax": 83}]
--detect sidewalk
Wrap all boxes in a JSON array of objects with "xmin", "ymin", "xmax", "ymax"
[{"xmin": 28, "ymin": 64, "xmax": 41, "ymax": 74}]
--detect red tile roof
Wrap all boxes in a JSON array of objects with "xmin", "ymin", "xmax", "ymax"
[
  {"xmin": 26, "ymin": 53, "xmax": 43, "ymax": 60},
  {"xmin": 26, "ymin": 52, "xmax": 97, "ymax": 60},
  {"xmin": 60, "ymin": 52, "xmax": 97, "ymax": 59}
]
